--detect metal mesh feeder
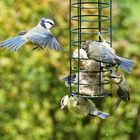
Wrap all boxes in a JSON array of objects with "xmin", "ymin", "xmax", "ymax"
[{"xmin": 69, "ymin": 0, "xmax": 112, "ymax": 98}]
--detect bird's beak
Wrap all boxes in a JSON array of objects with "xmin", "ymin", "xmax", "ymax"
[
  {"xmin": 61, "ymin": 106, "xmax": 65, "ymax": 109},
  {"xmin": 61, "ymin": 106, "xmax": 64, "ymax": 109}
]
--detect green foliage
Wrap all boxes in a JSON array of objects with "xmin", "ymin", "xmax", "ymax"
[{"xmin": 0, "ymin": 0, "xmax": 140, "ymax": 140}]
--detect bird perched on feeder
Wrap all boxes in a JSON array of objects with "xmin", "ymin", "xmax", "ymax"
[
  {"xmin": 82, "ymin": 33, "xmax": 134, "ymax": 74},
  {"xmin": 0, "ymin": 18, "xmax": 62, "ymax": 51},
  {"xmin": 109, "ymin": 69, "xmax": 130, "ymax": 110},
  {"xmin": 61, "ymin": 94, "xmax": 110, "ymax": 119}
]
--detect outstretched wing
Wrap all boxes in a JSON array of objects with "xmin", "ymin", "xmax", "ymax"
[{"xmin": 28, "ymin": 31, "xmax": 62, "ymax": 51}]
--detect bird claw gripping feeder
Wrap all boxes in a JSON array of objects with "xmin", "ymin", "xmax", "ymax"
[{"xmin": 69, "ymin": 0, "xmax": 112, "ymax": 98}]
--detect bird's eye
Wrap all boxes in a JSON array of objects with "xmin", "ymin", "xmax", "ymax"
[
  {"xmin": 108, "ymin": 75, "xmax": 117, "ymax": 79},
  {"xmin": 61, "ymin": 100, "xmax": 64, "ymax": 105},
  {"xmin": 112, "ymin": 76, "xmax": 117, "ymax": 78}
]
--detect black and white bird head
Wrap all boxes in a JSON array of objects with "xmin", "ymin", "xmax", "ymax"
[{"xmin": 40, "ymin": 18, "xmax": 54, "ymax": 29}]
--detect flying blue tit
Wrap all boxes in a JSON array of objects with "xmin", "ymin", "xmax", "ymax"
[
  {"xmin": 61, "ymin": 94, "xmax": 110, "ymax": 119},
  {"xmin": 0, "ymin": 18, "xmax": 62, "ymax": 51},
  {"xmin": 61, "ymin": 74, "xmax": 76, "ymax": 87},
  {"xmin": 82, "ymin": 33, "xmax": 134, "ymax": 74},
  {"xmin": 109, "ymin": 70, "xmax": 130, "ymax": 110}
]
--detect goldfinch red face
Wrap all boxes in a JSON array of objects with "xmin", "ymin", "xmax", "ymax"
[{"xmin": 40, "ymin": 18, "xmax": 54, "ymax": 29}]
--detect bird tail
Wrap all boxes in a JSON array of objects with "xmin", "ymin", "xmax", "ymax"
[
  {"xmin": 89, "ymin": 110, "xmax": 110, "ymax": 119},
  {"xmin": 115, "ymin": 99, "xmax": 121, "ymax": 111},
  {"xmin": 117, "ymin": 56, "xmax": 134, "ymax": 74},
  {"xmin": 0, "ymin": 36, "xmax": 28, "ymax": 51}
]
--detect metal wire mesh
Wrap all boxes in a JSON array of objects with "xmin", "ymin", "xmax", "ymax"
[{"xmin": 69, "ymin": 0, "xmax": 112, "ymax": 98}]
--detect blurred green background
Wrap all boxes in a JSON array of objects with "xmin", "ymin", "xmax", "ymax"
[{"xmin": 0, "ymin": 0, "xmax": 140, "ymax": 140}]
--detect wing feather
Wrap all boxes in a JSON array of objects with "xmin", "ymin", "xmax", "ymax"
[{"xmin": 28, "ymin": 31, "xmax": 62, "ymax": 51}]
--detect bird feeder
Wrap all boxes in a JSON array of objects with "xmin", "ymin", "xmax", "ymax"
[{"xmin": 69, "ymin": 0, "xmax": 112, "ymax": 98}]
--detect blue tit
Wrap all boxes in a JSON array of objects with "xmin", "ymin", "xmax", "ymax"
[
  {"xmin": 61, "ymin": 74, "xmax": 76, "ymax": 87},
  {"xmin": 0, "ymin": 18, "xmax": 62, "ymax": 51},
  {"xmin": 82, "ymin": 33, "xmax": 134, "ymax": 74},
  {"xmin": 109, "ymin": 70, "xmax": 130, "ymax": 110},
  {"xmin": 61, "ymin": 94, "xmax": 110, "ymax": 119}
]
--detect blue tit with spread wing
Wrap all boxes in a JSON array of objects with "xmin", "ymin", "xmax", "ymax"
[{"xmin": 0, "ymin": 18, "xmax": 62, "ymax": 51}]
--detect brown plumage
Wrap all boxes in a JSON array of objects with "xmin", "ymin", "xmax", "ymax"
[{"xmin": 109, "ymin": 70, "xmax": 130, "ymax": 110}]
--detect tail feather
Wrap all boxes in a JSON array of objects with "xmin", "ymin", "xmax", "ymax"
[
  {"xmin": 96, "ymin": 111, "xmax": 110, "ymax": 119},
  {"xmin": 117, "ymin": 56, "xmax": 134, "ymax": 74},
  {"xmin": 89, "ymin": 111, "xmax": 110, "ymax": 119},
  {"xmin": 115, "ymin": 99, "xmax": 121, "ymax": 111},
  {"xmin": 0, "ymin": 36, "xmax": 28, "ymax": 51}
]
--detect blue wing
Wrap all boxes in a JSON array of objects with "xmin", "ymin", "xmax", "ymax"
[
  {"xmin": 28, "ymin": 31, "xmax": 62, "ymax": 51},
  {"xmin": 0, "ymin": 36, "xmax": 28, "ymax": 51}
]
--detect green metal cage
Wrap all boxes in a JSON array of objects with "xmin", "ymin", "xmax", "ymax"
[{"xmin": 69, "ymin": 0, "xmax": 112, "ymax": 98}]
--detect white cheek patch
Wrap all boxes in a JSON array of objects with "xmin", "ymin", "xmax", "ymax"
[{"xmin": 44, "ymin": 22, "xmax": 53, "ymax": 29}]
